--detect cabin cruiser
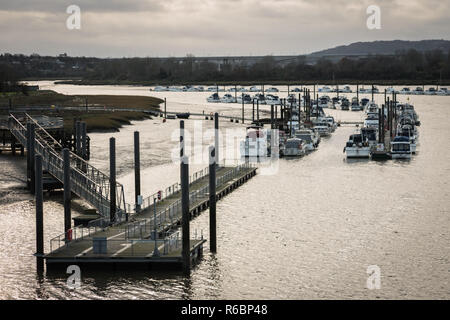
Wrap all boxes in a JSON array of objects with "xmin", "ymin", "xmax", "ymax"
[
  {"xmin": 296, "ymin": 128, "xmax": 320, "ymax": 148},
  {"xmin": 238, "ymin": 87, "xmax": 248, "ymax": 92},
  {"xmin": 207, "ymin": 87, "xmax": 218, "ymax": 92},
  {"xmin": 398, "ymin": 125, "xmax": 417, "ymax": 153},
  {"xmin": 358, "ymin": 86, "xmax": 370, "ymax": 93},
  {"xmin": 266, "ymin": 87, "xmax": 279, "ymax": 92},
  {"xmin": 344, "ymin": 133, "xmax": 370, "ymax": 158},
  {"xmin": 294, "ymin": 131, "xmax": 316, "ymax": 152},
  {"xmin": 168, "ymin": 86, "xmax": 182, "ymax": 92},
  {"xmin": 227, "ymin": 87, "xmax": 237, "ymax": 92},
  {"xmin": 360, "ymin": 98, "xmax": 370, "ymax": 109},
  {"xmin": 196, "ymin": 86, "xmax": 205, "ymax": 92},
  {"xmin": 400, "ymin": 87, "xmax": 412, "ymax": 95},
  {"xmin": 237, "ymin": 94, "xmax": 253, "ymax": 104},
  {"xmin": 361, "ymin": 127, "xmax": 377, "ymax": 147},
  {"xmin": 425, "ymin": 88, "xmax": 437, "ymax": 95},
  {"xmin": 265, "ymin": 94, "xmax": 281, "ymax": 105},
  {"xmin": 319, "ymin": 86, "xmax": 332, "ymax": 93},
  {"xmin": 413, "ymin": 87, "xmax": 424, "ymax": 95},
  {"xmin": 363, "ymin": 113, "xmax": 379, "ymax": 129},
  {"xmin": 341, "ymin": 85, "xmax": 352, "ymax": 93},
  {"xmin": 153, "ymin": 86, "xmax": 168, "ymax": 92},
  {"xmin": 221, "ymin": 94, "xmax": 236, "ymax": 103},
  {"xmin": 319, "ymin": 116, "xmax": 337, "ymax": 132},
  {"xmin": 312, "ymin": 121, "xmax": 331, "ymax": 136},
  {"xmin": 437, "ymin": 88, "xmax": 449, "ymax": 95},
  {"xmin": 240, "ymin": 126, "xmax": 269, "ymax": 158},
  {"xmin": 291, "ymin": 87, "xmax": 301, "ymax": 92},
  {"xmin": 386, "ymin": 87, "xmax": 398, "ymax": 94},
  {"xmin": 252, "ymin": 93, "xmax": 266, "ymax": 104},
  {"xmin": 249, "ymin": 86, "xmax": 260, "ymax": 92},
  {"xmin": 341, "ymin": 98, "xmax": 350, "ymax": 110},
  {"xmin": 390, "ymin": 136, "xmax": 411, "ymax": 159},
  {"xmin": 351, "ymin": 97, "xmax": 362, "ymax": 111},
  {"xmin": 207, "ymin": 93, "xmax": 221, "ymax": 103},
  {"xmin": 283, "ymin": 138, "xmax": 306, "ymax": 157},
  {"xmin": 365, "ymin": 101, "xmax": 378, "ymax": 113},
  {"xmin": 318, "ymin": 96, "xmax": 330, "ymax": 108}
]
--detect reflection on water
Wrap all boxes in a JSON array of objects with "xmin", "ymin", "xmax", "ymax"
[{"xmin": 0, "ymin": 82, "xmax": 449, "ymax": 299}]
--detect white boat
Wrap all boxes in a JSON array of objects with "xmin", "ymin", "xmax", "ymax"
[
  {"xmin": 425, "ymin": 88, "xmax": 437, "ymax": 95},
  {"xmin": 344, "ymin": 133, "xmax": 370, "ymax": 158},
  {"xmin": 361, "ymin": 127, "xmax": 378, "ymax": 147},
  {"xmin": 319, "ymin": 86, "xmax": 332, "ymax": 93},
  {"xmin": 390, "ymin": 136, "xmax": 411, "ymax": 159},
  {"xmin": 253, "ymin": 93, "xmax": 266, "ymax": 104},
  {"xmin": 153, "ymin": 86, "xmax": 168, "ymax": 92},
  {"xmin": 294, "ymin": 132, "xmax": 315, "ymax": 152},
  {"xmin": 400, "ymin": 87, "xmax": 412, "ymax": 95},
  {"xmin": 265, "ymin": 94, "xmax": 281, "ymax": 105},
  {"xmin": 413, "ymin": 87, "xmax": 424, "ymax": 95},
  {"xmin": 266, "ymin": 87, "xmax": 279, "ymax": 92},
  {"xmin": 207, "ymin": 87, "xmax": 218, "ymax": 92},
  {"xmin": 312, "ymin": 121, "xmax": 331, "ymax": 136},
  {"xmin": 207, "ymin": 93, "xmax": 221, "ymax": 103},
  {"xmin": 238, "ymin": 87, "xmax": 248, "ymax": 92},
  {"xmin": 221, "ymin": 94, "xmax": 236, "ymax": 103},
  {"xmin": 351, "ymin": 97, "xmax": 362, "ymax": 111},
  {"xmin": 341, "ymin": 85, "xmax": 352, "ymax": 93},
  {"xmin": 363, "ymin": 114, "xmax": 379, "ymax": 129},
  {"xmin": 249, "ymin": 86, "xmax": 260, "ymax": 92},
  {"xmin": 237, "ymin": 94, "xmax": 253, "ymax": 104},
  {"xmin": 283, "ymin": 138, "xmax": 305, "ymax": 157},
  {"xmin": 318, "ymin": 96, "xmax": 330, "ymax": 108}
]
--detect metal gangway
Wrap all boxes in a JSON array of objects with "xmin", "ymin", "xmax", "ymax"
[{"xmin": 8, "ymin": 112, "xmax": 126, "ymax": 222}]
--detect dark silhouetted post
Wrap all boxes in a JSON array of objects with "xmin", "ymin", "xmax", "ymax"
[
  {"xmin": 81, "ymin": 122, "xmax": 87, "ymax": 160},
  {"xmin": 63, "ymin": 148, "xmax": 71, "ymax": 242},
  {"xmin": 214, "ymin": 113, "xmax": 219, "ymax": 166},
  {"xmin": 252, "ymin": 100, "xmax": 255, "ymax": 122},
  {"xmin": 241, "ymin": 94, "xmax": 244, "ymax": 123},
  {"xmin": 35, "ymin": 155, "xmax": 44, "ymax": 257},
  {"xmin": 29, "ymin": 123, "xmax": 36, "ymax": 194},
  {"xmin": 270, "ymin": 105, "xmax": 274, "ymax": 129},
  {"xmin": 134, "ymin": 131, "xmax": 141, "ymax": 212},
  {"xmin": 209, "ymin": 146, "xmax": 216, "ymax": 253},
  {"xmin": 256, "ymin": 100, "xmax": 259, "ymax": 122},
  {"xmin": 181, "ymin": 155, "xmax": 190, "ymax": 275},
  {"xmin": 109, "ymin": 137, "xmax": 116, "ymax": 224},
  {"xmin": 164, "ymin": 98, "xmax": 167, "ymax": 118},
  {"xmin": 180, "ymin": 120, "xmax": 185, "ymax": 158}
]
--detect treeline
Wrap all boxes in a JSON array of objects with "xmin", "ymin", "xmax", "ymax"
[{"xmin": 1, "ymin": 49, "xmax": 450, "ymax": 85}]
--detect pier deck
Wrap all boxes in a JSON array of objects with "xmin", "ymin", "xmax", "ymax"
[{"xmin": 45, "ymin": 164, "xmax": 257, "ymax": 270}]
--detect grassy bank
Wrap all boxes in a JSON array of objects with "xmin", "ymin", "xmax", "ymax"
[{"xmin": 0, "ymin": 90, "xmax": 163, "ymax": 132}]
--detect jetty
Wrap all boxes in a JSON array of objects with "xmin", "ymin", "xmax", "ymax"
[{"xmin": 6, "ymin": 111, "xmax": 256, "ymax": 273}]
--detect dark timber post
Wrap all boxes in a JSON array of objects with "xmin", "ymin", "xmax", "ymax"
[
  {"xmin": 241, "ymin": 94, "xmax": 244, "ymax": 124},
  {"xmin": 313, "ymin": 84, "xmax": 316, "ymax": 101},
  {"xmin": 134, "ymin": 131, "xmax": 141, "ymax": 212},
  {"xmin": 63, "ymin": 148, "xmax": 71, "ymax": 242},
  {"xmin": 357, "ymin": 84, "xmax": 359, "ymax": 103},
  {"xmin": 35, "ymin": 155, "xmax": 44, "ymax": 258},
  {"xmin": 181, "ymin": 155, "xmax": 190, "ymax": 275},
  {"xmin": 235, "ymin": 85, "xmax": 237, "ymax": 102},
  {"xmin": 371, "ymin": 84, "xmax": 374, "ymax": 101},
  {"xmin": 75, "ymin": 121, "xmax": 81, "ymax": 157},
  {"xmin": 208, "ymin": 146, "xmax": 216, "ymax": 253},
  {"xmin": 81, "ymin": 121, "xmax": 87, "ymax": 160},
  {"xmin": 378, "ymin": 109, "xmax": 382, "ymax": 144},
  {"xmin": 164, "ymin": 98, "xmax": 167, "ymax": 118},
  {"xmin": 252, "ymin": 100, "xmax": 255, "ymax": 123},
  {"xmin": 214, "ymin": 113, "xmax": 219, "ymax": 166},
  {"xmin": 109, "ymin": 137, "xmax": 116, "ymax": 224},
  {"xmin": 287, "ymin": 84, "xmax": 290, "ymax": 96},
  {"xmin": 29, "ymin": 123, "xmax": 36, "ymax": 194},
  {"xmin": 180, "ymin": 120, "xmax": 185, "ymax": 157},
  {"xmin": 256, "ymin": 100, "xmax": 259, "ymax": 122},
  {"xmin": 270, "ymin": 105, "xmax": 274, "ymax": 129}
]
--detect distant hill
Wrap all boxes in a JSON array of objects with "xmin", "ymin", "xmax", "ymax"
[{"xmin": 310, "ymin": 40, "xmax": 450, "ymax": 56}]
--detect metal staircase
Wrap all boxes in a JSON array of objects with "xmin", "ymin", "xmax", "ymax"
[{"xmin": 8, "ymin": 113, "xmax": 126, "ymax": 222}]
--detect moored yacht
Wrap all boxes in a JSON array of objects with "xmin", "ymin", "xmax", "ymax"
[
  {"xmin": 283, "ymin": 138, "xmax": 305, "ymax": 157},
  {"xmin": 221, "ymin": 94, "xmax": 236, "ymax": 103},
  {"xmin": 390, "ymin": 136, "xmax": 411, "ymax": 159},
  {"xmin": 207, "ymin": 93, "xmax": 221, "ymax": 103},
  {"xmin": 344, "ymin": 133, "xmax": 370, "ymax": 158}
]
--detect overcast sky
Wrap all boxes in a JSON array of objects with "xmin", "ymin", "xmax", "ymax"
[{"xmin": 0, "ymin": 0, "xmax": 449, "ymax": 57}]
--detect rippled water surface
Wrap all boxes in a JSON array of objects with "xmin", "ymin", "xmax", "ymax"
[{"xmin": 0, "ymin": 82, "xmax": 449, "ymax": 299}]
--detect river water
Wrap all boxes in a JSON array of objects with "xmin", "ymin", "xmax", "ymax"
[{"xmin": 0, "ymin": 82, "xmax": 449, "ymax": 299}]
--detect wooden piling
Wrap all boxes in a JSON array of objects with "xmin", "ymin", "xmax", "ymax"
[
  {"xmin": 63, "ymin": 148, "xmax": 71, "ymax": 241},
  {"xmin": 35, "ymin": 155, "xmax": 44, "ymax": 257},
  {"xmin": 109, "ymin": 137, "xmax": 116, "ymax": 224},
  {"xmin": 181, "ymin": 155, "xmax": 190, "ymax": 275},
  {"xmin": 209, "ymin": 146, "xmax": 216, "ymax": 253},
  {"xmin": 214, "ymin": 113, "xmax": 219, "ymax": 166},
  {"xmin": 134, "ymin": 131, "xmax": 141, "ymax": 212}
]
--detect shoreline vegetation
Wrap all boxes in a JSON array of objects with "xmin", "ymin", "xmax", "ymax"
[{"xmin": 0, "ymin": 90, "xmax": 163, "ymax": 133}]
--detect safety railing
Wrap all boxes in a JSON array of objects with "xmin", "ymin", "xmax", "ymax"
[{"xmin": 8, "ymin": 113, "xmax": 127, "ymax": 221}]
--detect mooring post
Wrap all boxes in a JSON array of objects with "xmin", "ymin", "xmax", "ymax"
[
  {"xmin": 35, "ymin": 154, "xmax": 44, "ymax": 257},
  {"xmin": 214, "ymin": 113, "xmax": 219, "ymax": 166},
  {"xmin": 180, "ymin": 120, "xmax": 185, "ymax": 159},
  {"xmin": 357, "ymin": 84, "xmax": 359, "ymax": 103},
  {"xmin": 378, "ymin": 109, "xmax": 382, "ymax": 144},
  {"xmin": 29, "ymin": 123, "xmax": 36, "ymax": 194},
  {"xmin": 164, "ymin": 98, "xmax": 167, "ymax": 118},
  {"xmin": 235, "ymin": 85, "xmax": 237, "ymax": 102},
  {"xmin": 81, "ymin": 122, "xmax": 87, "ymax": 160},
  {"xmin": 270, "ymin": 105, "xmax": 274, "ymax": 129},
  {"xmin": 256, "ymin": 100, "xmax": 259, "ymax": 122},
  {"xmin": 109, "ymin": 137, "xmax": 116, "ymax": 224},
  {"xmin": 313, "ymin": 84, "xmax": 316, "ymax": 101},
  {"xmin": 241, "ymin": 94, "xmax": 244, "ymax": 124},
  {"xmin": 75, "ymin": 121, "xmax": 81, "ymax": 157},
  {"xmin": 134, "ymin": 131, "xmax": 141, "ymax": 212},
  {"xmin": 372, "ymin": 84, "xmax": 375, "ymax": 101},
  {"xmin": 208, "ymin": 146, "xmax": 217, "ymax": 253},
  {"xmin": 252, "ymin": 100, "xmax": 255, "ymax": 122},
  {"xmin": 181, "ymin": 155, "xmax": 190, "ymax": 275},
  {"xmin": 63, "ymin": 148, "xmax": 71, "ymax": 242}
]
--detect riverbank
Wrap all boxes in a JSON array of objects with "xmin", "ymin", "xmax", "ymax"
[
  {"xmin": 52, "ymin": 79, "xmax": 450, "ymax": 87},
  {"xmin": 0, "ymin": 90, "xmax": 163, "ymax": 132}
]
